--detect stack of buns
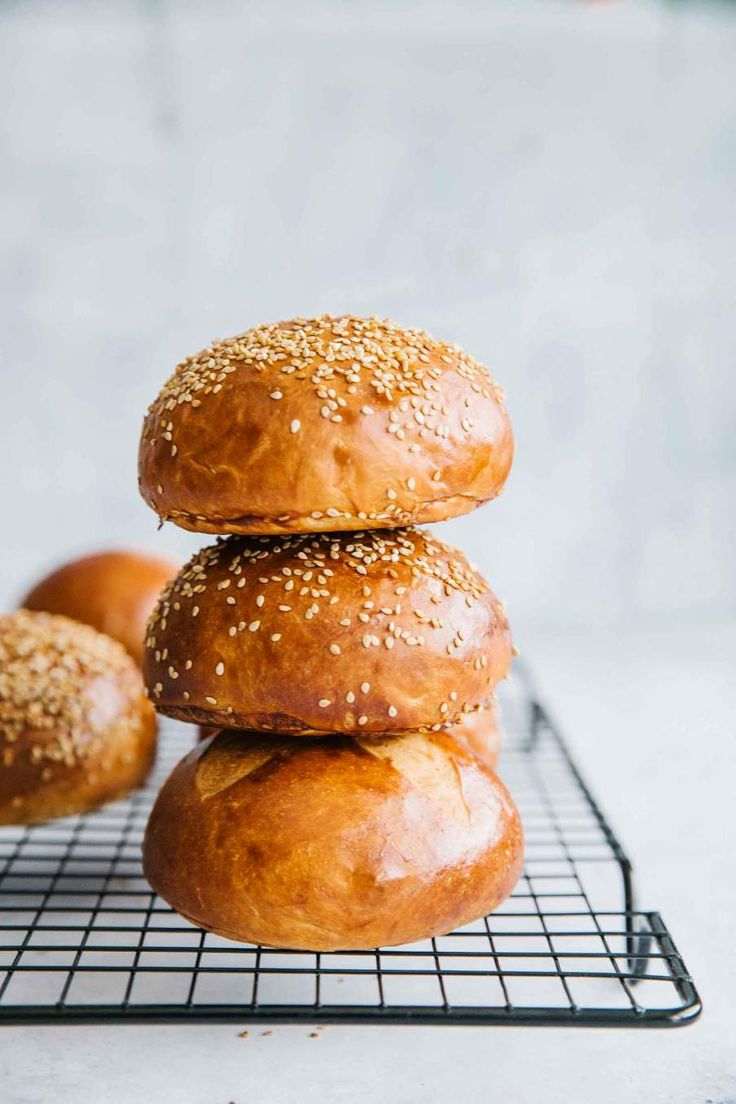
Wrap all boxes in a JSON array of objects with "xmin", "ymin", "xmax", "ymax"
[{"xmin": 137, "ymin": 315, "xmax": 524, "ymax": 951}]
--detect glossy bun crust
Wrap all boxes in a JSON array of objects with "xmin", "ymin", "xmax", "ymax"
[
  {"xmin": 143, "ymin": 728, "xmax": 523, "ymax": 951},
  {"xmin": 0, "ymin": 611, "xmax": 157, "ymax": 825},
  {"xmin": 454, "ymin": 705, "xmax": 502, "ymax": 771},
  {"xmin": 22, "ymin": 550, "xmax": 178, "ymax": 666},
  {"xmin": 144, "ymin": 528, "xmax": 512, "ymax": 736},
  {"xmin": 138, "ymin": 315, "xmax": 513, "ymax": 536}
]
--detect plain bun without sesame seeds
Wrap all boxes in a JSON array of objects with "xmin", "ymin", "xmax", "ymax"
[
  {"xmin": 0, "ymin": 611, "xmax": 156, "ymax": 825},
  {"xmin": 143, "ymin": 527, "xmax": 512, "ymax": 736},
  {"xmin": 22, "ymin": 549, "xmax": 178, "ymax": 667},
  {"xmin": 138, "ymin": 315, "xmax": 513, "ymax": 536},
  {"xmin": 143, "ymin": 727, "xmax": 524, "ymax": 951}
]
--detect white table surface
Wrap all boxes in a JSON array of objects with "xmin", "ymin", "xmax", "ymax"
[{"xmin": 1, "ymin": 623, "xmax": 733, "ymax": 1104}]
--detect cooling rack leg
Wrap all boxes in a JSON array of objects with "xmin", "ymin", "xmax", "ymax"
[
  {"xmin": 524, "ymin": 700, "xmax": 543, "ymax": 752},
  {"xmin": 621, "ymin": 858, "xmax": 652, "ymax": 980}
]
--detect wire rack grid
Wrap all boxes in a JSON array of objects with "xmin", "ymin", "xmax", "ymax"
[{"xmin": 0, "ymin": 668, "xmax": 701, "ymax": 1026}]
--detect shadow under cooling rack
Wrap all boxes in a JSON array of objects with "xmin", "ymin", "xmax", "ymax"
[{"xmin": 0, "ymin": 669, "xmax": 701, "ymax": 1026}]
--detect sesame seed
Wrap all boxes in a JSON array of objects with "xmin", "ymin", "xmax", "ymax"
[
  {"xmin": 248, "ymin": 620, "xmax": 261, "ymax": 632},
  {"xmin": 360, "ymin": 682, "xmax": 370, "ymax": 694},
  {"xmin": 255, "ymin": 595, "xmax": 265, "ymax": 608},
  {"xmin": 271, "ymin": 633, "xmax": 282, "ymax": 642},
  {"xmin": 270, "ymin": 390, "xmax": 283, "ymax": 400},
  {"xmin": 318, "ymin": 699, "xmax": 331, "ymax": 708},
  {"xmin": 358, "ymin": 715, "xmax": 368, "ymax": 726},
  {"xmin": 205, "ymin": 696, "xmax": 217, "ymax": 706},
  {"xmin": 329, "ymin": 644, "xmax": 341, "ymax": 655},
  {"xmin": 290, "ymin": 419, "xmax": 301, "ymax": 433},
  {"xmin": 388, "ymin": 705, "xmax": 398, "ymax": 717},
  {"xmin": 215, "ymin": 662, "xmax": 225, "ymax": 676}
]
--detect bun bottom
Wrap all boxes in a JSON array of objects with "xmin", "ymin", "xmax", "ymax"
[{"xmin": 144, "ymin": 728, "xmax": 523, "ymax": 951}]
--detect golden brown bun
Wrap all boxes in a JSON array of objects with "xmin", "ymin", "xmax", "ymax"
[
  {"xmin": 22, "ymin": 550, "xmax": 178, "ymax": 666},
  {"xmin": 144, "ymin": 527, "xmax": 512, "ymax": 735},
  {"xmin": 143, "ymin": 728, "xmax": 523, "ymax": 951},
  {"xmin": 138, "ymin": 315, "xmax": 513, "ymax": 535},
  {"xmin": 453, "ymin": 705, "xmax": 502, "ymax": 771},
  {"xmin": 0, "ymin": 611, "xmax": 157, "ymax": 825}
]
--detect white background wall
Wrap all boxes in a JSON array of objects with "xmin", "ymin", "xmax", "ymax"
[{"xmin": 1, "ymin": 0, "xmax": 734, "ymax": 632}]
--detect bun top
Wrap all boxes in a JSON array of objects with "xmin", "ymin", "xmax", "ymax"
[
  {"xmin": 138, "ymin": 315, "xmax": 513, "ymax": 536},
  {"xmin": 22, "ymin": 550, "xmax": 178, "ymax": 666},
  {"xmin": 143, "ymin": 526, "xmax": 512, "ymax": 736}
]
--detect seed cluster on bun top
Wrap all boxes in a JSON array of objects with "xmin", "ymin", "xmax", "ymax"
[
  {"xmin": 0, "ymin": 610, "xmax": 156, "ymax": 827},
  {"xmin": 148, "ymin": 313, "xmax": 502, "ymax": 421},
  {"xmin": 138, "ymin": 314, "xmax": 513, "ymax": 535},
  {"xmin": 0, "ymin": 610, "xmax": 141, "ymax": 764}
]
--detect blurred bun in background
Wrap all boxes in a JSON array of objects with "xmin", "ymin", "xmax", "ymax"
[
  {"xmin": 22, "ymin": 550, "xmax": 178, "ymax": 667},
  {"xmin": 0, "ymin": 610, "xmax": 156, "ymax": 825}
]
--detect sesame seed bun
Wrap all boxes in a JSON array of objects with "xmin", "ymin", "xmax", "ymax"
[
  {"xmin": 144, "ymin": 528, "xmax": 512, "ymax": 736},
  {"xmin": 22, "ymin": 550, "xmax": 178, "ymax": 667},
  {"xmin": 0, "ymin": 611, "xmax": 157, "ymax": 825},
  {"xmin": 138, "ymin": 315, "xmax": 513, "ymax": 536},
  {"xmin": 143, "ymin": 727, "xmax": 524, "ymax": 951}
]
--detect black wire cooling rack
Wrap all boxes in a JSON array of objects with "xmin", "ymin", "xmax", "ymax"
[{"xmin": 0, "ymin": 668, "xmax": 700, "ymax": 1027}]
